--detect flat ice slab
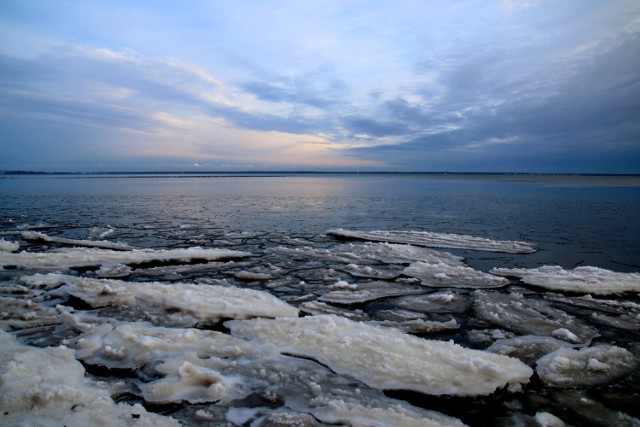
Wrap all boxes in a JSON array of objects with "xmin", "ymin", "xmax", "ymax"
[
  {"xmin": 536, "ymin": 345, "xmax": 638, "ymax": 387},
  {"xmin": 327, "ymin": 229, "xmax": 536, "ymax": 253},
  {"xmin": 491, "ymin": 266, "xmax": 640, "ymax": 295},
  {"xmin": 403, "ymin": 261, "xmax": 509, "ymax": 288},
  {"xmin": 227, "ymin": 314, "xmax": 532, "ymax": 396},
  {"xmin": 0, "ymin": 246, "xmax": 251, "ymax": 269},
  {"xmin": 27, "ymin": 273, "xmax": 299, "ymax": 322},
  {"xmin": 21, "ymin": 231, "xmax": 132, "ymax": 250}
]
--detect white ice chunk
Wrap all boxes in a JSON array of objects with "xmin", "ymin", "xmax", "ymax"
[
  {"xmin": 142, "ymin": 361, "xmax": 247, "ymax": 404},
  {"xmin": 300, "ymin": 301, "xmax": 371, "ymax": 321},
  {"xmin": 327, "ymin": 229, "xmax": 536, "ymax": 253},
  {"xmin": 308, "ymin": 393, "xmax": 467, "ymax": 427},
  {"xmin": 227, "ymin": 314, "xmax": 533, "ymax": 396},
  {"xmin": 0, "ymin": 246, "xmax": 250, "ymax": 269},
  {"xmin": 536, "ymin": 345, "xmax": 638, "ymax": 387},
  {"xmin": 234, "ymin": 270, "xmax": 273, "ymax": 281},
  {"xmin": 395, "ymin": 291, "xmax": 469, "ymax": 314},
  {"xmin": 534, "ymin": 411, "xmax": 566, "ymax": 427},
  {"xmin": 487, "ymin": 336, "xmax": 572, "ymax": 366},
  {"xmin": 0, "ymin": 330, "xmax": 178, "ymax": 427},
  {"xmin": 404, "ymin": 261, "xmax": 510, "ymax": 288},
  {"xmin": 0, "ymin": 238, "xmax": 19, "ymax": 252},
  {"xmin": 32, "ymin": 273, "xmax": 299, "ymax": 322},
  {"xmin": 97, "ymin": 262, "xmax": 132, "ymax": 278},
  {"xmin": 473, "ymin": 291, "xmax": 599, "ymax": 344},
  {"xmin": 319, "ymin": 281, "xmax": 424, "ymax": 304},
  {"xmin": 21, "ymin": 231, "xmax": 132, "ymax": 250},
  {"xmin": 274, "ymin": 242, "xmax": 464, "ymax": 265},
  {"xmin": 491, "ymin": 265, "xmax": 640, "ymax": 295},
  {"xmin": 72, "ymin": 321, "xmax": 253, "ymax": 369}
]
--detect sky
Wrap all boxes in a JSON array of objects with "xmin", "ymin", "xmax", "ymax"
[{"xmin": 1, "ymin": 0, "xmax": 639, "ymax": 173}]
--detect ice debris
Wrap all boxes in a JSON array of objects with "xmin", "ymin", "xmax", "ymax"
[
  {"xmin": 29, "ymin": 273, "xmax": 299, "ymax": 322},
  {"xmin": 327, "ymin": 229, "xmax": 536, "ymax": 253},
  {"xmin": 274, "ymin": 242, "xmax": 464, "ymax": 265},
  {"xmin": 536, "ymin": 345, "xmax": 638, "ymax": 387},
  {"xmin": 487, "ymin": 336, "xmax": 572, "ymax": 366},
  {"xmin": 492, "ymin": 265, "xmax": 640, "ymax": 295},
  {"xmin": 0, "ymin": 238, "xmax": 19, "ymax": 252},
  {"xmin": 404, "ymin": 261, "xmax": 509, "ymax": 288},
  {"xmin": 227, "ymin": 314, "xmax": 533, "ymax": 396},
  {"xmin": 473, "ymin": 291, "xmax": 599, "ymax": 344},
  {"xmin": 0, "ymin": 246, "xmax": 251, "ymax": 269},
  {"xmin": 318, "ymin": 281, "xmax": 424, "ymax": 304},
  {"xmin": 0, "ymin": 330, "xmax": 178, "ymax": 427},
  {"xmin": 21, "ymin": 230, "xmax": 132, "ymax": 250}
]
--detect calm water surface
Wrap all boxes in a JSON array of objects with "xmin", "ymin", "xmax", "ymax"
[{"xmin": 1, "ymin": 173, "xmax": 639, "ymax": 426}]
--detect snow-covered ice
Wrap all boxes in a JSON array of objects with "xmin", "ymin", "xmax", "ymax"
[
  {"xmin": 21, "ymin": 230, "xmax": 133, "ymax": 250},
  {"xmin": 72, "ymin": 321, "xmax": 253, "ymax": 369},
  {"xmin": 0, "ymin": 330, "xmax": 178, "ymax": 427},
  {"xmin": 227, "ymin": 314, "xmax": 533, "ymax": 396},
  {"xmin": 492, "ymin": 265, "xmax": 640, "ymax": 295},
  {"xmin": 327, "ymin": 229, "xmax": 537, "ymax": 253},
  {"xmin": 30, "ymin": 273, "xmax": 299, "ymax": 322},
  {"xmin": 0, "ymin": 246, "xmax": 251, "ymax": 269},
  {"xmin": 536, "ymin": 345, "xmax": 638, "ymax": 387},
  {"xmin": 0, "ymin": 238, "xmax": 19, "ymax": 252},
  {"xmin": 404, "ymin": 261, "xmax": 510, "ymax": 288}
]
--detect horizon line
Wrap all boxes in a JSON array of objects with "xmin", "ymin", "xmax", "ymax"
[{"xmin": 2, "ymin": 170, "xmax": 639, "ymax": 177}]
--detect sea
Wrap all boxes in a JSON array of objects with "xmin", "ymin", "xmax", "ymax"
[{"xmin": 1, "ymin": 172, "xmax": 639, "ymax": 426}]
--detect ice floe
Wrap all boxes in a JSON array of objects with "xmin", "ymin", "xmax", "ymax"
[
  {"xmin": 536, "ymin": 345, "xmax": 638, "ymax": 387},
  {"xmin": 0, "ymin": 330, "xmax": 178, "ymax": 427},
  {"xmin": 274, "ymin": 241, "xmax": 464, "ymax": 265},
  {"xmin": 228, "ymin": 314, "xmax": 533, "ymax": 396},
  {"xmin": 492, "ymin": 265, "xmax": 640, "ymax": 295},
  {"xmin": 305, "ymin": 393, "xmax": 467, "ymax": 427},
  {"xmin": 29, "ymin": 273, "xmax": 299, "ymax": 322},
  {"xmin": 318, "ymin": 281, "xmax": 424, "ymax": 304},
  {"xmin": 404, "ymin": 261, "xmax": 510, "ymax": 288},
  {"xmin": 21, "ymin": 230, "xmax": 133, "ymax": 250},
  {"xmin": 0, "ymin": 238, "xmax": 19, "ymax": 252},
  {"xmin": 487, "ymin": 336, "xmax": 572, "ymax": 366},
  {"xmin": 71, "ymin": 321, "xmax": 256, "ymax": 404},
  {"xmin": 395, "ymin": 291, "xmax": 470, "ymax": 314},
  {"xmin": 327, "ymin": 229, "xmax": 536, "ymax": 253},
  {"xmin": 473, "ymin": 291, "xmax": 599, "ymax": 344},
  {"xmin": 0, "ymin": 246, "xmax": 251, "ymax": 269},
  {"xmin": 72, "ymin": 321, "xmax": 253, "ymax": 369}
]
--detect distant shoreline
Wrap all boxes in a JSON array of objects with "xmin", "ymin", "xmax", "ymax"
[{"xmin": 2, "ymin": 170, "xmax": 639, "ymax": 177}]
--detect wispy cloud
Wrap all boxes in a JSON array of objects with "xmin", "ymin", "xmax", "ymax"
[{"xmin": 0, "ymin": 0, "xmax": 639, "ymax": 172}]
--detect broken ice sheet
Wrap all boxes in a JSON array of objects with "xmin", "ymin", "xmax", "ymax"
[
  {"xmin": 473, "ymin": 291, "xmax": 599, "ymax": 344},
  {"xmin": 0, "ymin": 246, "xmax": 251, "ymax": 270},
  {"xmin": 404, "ymin": 261, "xmax": 510, "ymax": 289},
  {"xmin": 395, "ymin": 291, "xmax": 470, "ymax": 314},
  {"xmin": 487, "ymin": 336, "xmax": 572, "ymax": 366},
  {"xmin": 537, "ymin": 345, "xmax": 638, "ymax": 387},
  {"xmin": 273, "ymin": 241, "xmax": 464, "ymax": 265},
  {"xmin": 318, "ymin": 280, "xmax": 424, "ymax": 304},
  {"xmin": 30, "ymin": 273, "xmax": 299, "ymax": 323},
  {"xmin": 227, "ymin": 314, "xmax": 533, "ymax": 396},
  {"xmin": 327, "ymin": 229, "xmax": 536, "ymax": 253},
  {"xmin": 491, "ymin": 265, "xmax": 640, "ymax": 295},
  {"xmin": 0, "ymin": 330, "xmax": 179, "ymax": 427},
  {"xmin": 21, "ymin": 230, "xmax": 133, "ymax": 250}
]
